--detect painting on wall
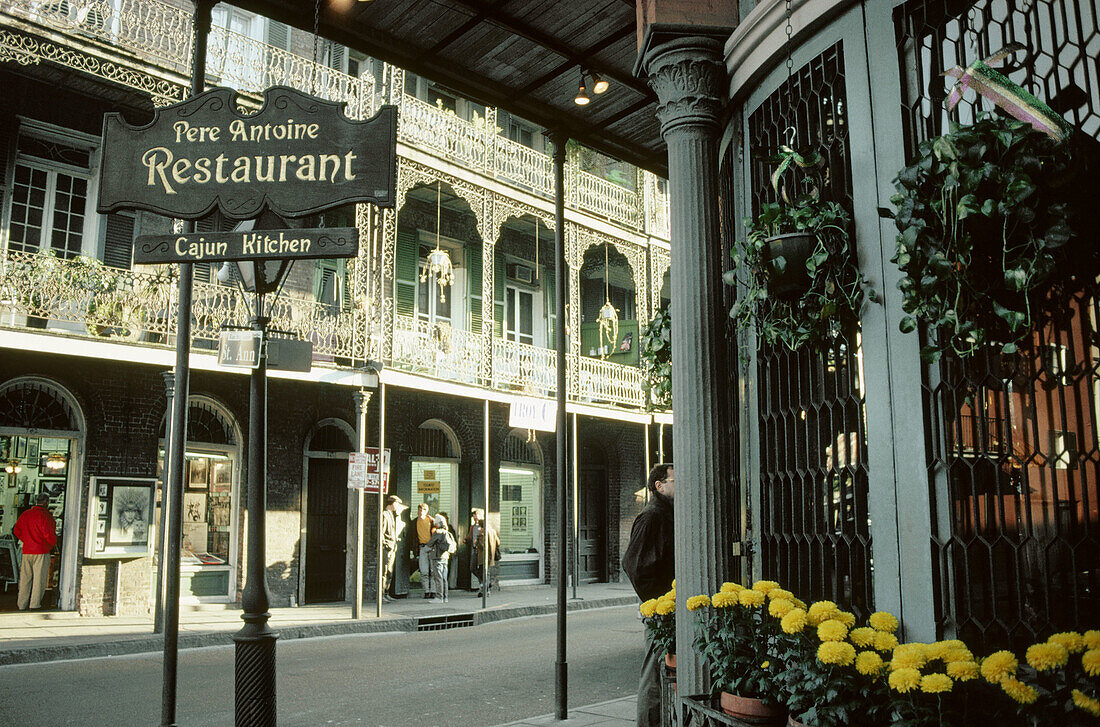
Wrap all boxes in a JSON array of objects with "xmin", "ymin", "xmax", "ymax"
[
  {"xmin": 183, "ymin": 492, "xmax": 207, "ymax": 523},
  {"xmin": 108, "ymin": 485, "xmax": 151, "ymax": 547}
]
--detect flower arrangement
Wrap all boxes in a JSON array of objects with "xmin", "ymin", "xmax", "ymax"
[
  {"xmin": 685, "ymin": 578, "xmax": 1100, "ymax": 726},
  {"xmin": 639, "ymin": 584, "xmax": 676, "ymax": 658}
]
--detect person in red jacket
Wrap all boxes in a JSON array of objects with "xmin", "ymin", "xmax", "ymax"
[{"xmin": 13, "ymin": 492, "xmax": 58, "ymax": 610}]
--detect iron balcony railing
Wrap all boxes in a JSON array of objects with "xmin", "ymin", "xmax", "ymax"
[
  {"xmin": 1, "ymin": 0, "xmax": 670, "ymax": 237},
  {"xmin": 0, "ymin": 250, "xmax": 368, "ymax": 365}
]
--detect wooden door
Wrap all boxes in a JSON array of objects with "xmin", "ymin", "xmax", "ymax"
[
  {"xmin": 577, "ymin": 467, "xmax": 607, "ymax": 582},
  {"xmin": 304, "ymin": 458, "xmax": 347, "ymax": 603}
]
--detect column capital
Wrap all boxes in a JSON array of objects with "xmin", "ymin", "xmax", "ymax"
[
  {"xmin": 642, "ymin": 36, "xmax": 726, "ymax": 137},
  {"xmin": 353, "ymin": 388, "xmax": 373, "ymax": 413},
  {"xmin": 162, "ymin": 370, "xmax": 175, "ymax": 398}
]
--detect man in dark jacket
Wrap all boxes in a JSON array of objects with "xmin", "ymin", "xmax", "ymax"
[
  {"xmin": 13, "ymin": 492, "xmax": 58, "ymax": 610},
  {"xmin": 622, "ymin": 463, "xmax": 674, "ymax": 727}
]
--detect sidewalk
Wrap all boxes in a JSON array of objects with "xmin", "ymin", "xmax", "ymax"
[
  {"xmin": 0, "ymin": 582, "xmax": 637, "ymax": 666},
  {"xmin": 490, "ymin": 696, "xmax": 636, "ymax": 727}
]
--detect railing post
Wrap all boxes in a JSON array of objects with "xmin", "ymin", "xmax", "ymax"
[{"xmin": 484, "ymin": 107, "xmax": 497, "ymax": 175}]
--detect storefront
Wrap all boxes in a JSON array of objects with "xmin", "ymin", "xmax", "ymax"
[
  {"xmin": 496, "ymin": 431, "xmax": 543, "ymax": 585},
  {"xmin": 0, "ymin": 376, "xmax": 85, "ymax": 611}
]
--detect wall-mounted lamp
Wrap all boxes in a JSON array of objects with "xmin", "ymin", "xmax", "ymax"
[
  {"xmin": 591, "ymin": 72, "xmax": 609, "ymax": 95},
  {"xmin": 574, "ymin": 75, "xmax": 590, "ymax": 106}
]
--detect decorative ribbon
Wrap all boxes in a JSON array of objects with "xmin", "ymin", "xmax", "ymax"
[{"xmin": 944, "ymin": 43, "xmax": 1070, "ymax": 142}]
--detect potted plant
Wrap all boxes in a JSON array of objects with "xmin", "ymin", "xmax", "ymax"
[
  {"xmin": 726, "ymin": 149, "xmax": 870, "ymax": 352},
  {"xmin": 693, "ymin": 581, "xmax": 789, "ymax": 725},
  {"xmin": 640, "ymin": 302, "xmax": 671, "ymax": 409},
  {"xmin": 889, "ymin": 113, "xmax": 1093, "ymax": 362},
  {"xmin": 639, "ymin": 586, "xmax": 677, "ymax": 669}
]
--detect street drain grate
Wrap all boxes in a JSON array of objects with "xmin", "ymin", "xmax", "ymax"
[{"xmin": 416, "ymin": 613, "xmax": 475, "ymax": 632}]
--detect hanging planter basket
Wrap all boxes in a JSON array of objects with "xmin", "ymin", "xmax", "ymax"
[{"xmin": 762, "ymin": 232, "xmax": 817, "ymax": 299}]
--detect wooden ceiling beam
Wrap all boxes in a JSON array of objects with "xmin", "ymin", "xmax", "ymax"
[
  {"xmin": 509, "ymin": 23, "xmax": 634, "ymax": 101},
  {"xmin": 442, "ymin": 0, "xmax": 653, "ymax": 97}
]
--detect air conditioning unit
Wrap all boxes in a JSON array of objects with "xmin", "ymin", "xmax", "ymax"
[{"xmin": 506, "ymin": 263, "xmax": 535, "ymax": 285}]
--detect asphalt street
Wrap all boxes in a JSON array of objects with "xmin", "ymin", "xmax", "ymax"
[{"xmin": 0, "ymin": 604, "xmax": 642, "ymax": 727}]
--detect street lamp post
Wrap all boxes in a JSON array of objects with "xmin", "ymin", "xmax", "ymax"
[{"xmin": 225, "ymin": 256, "xmax": 290, "ymax": 726}]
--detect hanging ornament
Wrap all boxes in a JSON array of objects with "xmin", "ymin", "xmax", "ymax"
[
  {"xmin": 597, "ymin": 242, "xmax": 618, "ymax": 359},
  {"xmin": 420, "ymin": 180, "xmax": 455, "ymax": 302}
]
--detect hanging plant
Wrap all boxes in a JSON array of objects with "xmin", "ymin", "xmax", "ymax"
[
  {"xmin": 725, "ymin": 147, "xmax": 870, "ymax": 351},
  {"xmin": 640, "ymin": 302, "xmax": 672, "ymax": 408},
  {"xmin": 889, "ymin": 113, "xmax": 1090, "ymax": 362}
]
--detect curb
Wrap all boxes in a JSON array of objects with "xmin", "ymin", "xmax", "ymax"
[{"xmin": 0, "ymin": 596, "xmax": 636, "ymax": 667}]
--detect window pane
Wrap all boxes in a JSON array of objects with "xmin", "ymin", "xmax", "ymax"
[
  {"xmin": 50, "ymin": 172, "xmax": 86, "ymax": 259},
  {"xmin": 499, "ymin": 469, "xmax": 539, "ymax": 553},
  {"xmin": 519, "ymin": 291, "xmax": 533, "ymax": 336},
  {"xmin": 9, "ymin": 164, "xmax": 47, "ymax": 253}
]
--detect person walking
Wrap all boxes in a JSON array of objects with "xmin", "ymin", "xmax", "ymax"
[
  {"xmin": 380, "ymin": 495, "xmax": 404, "ymax": 602},
  {"xmin": 468, "ymin": 508, "xmax": 500, "ymax": 596},
  {"xmin": 13, "ymin": 492, "xmax": 58, "ymax": 611},
  {"xmin": 413, "ymin": 503, "xmax": 435, "ymax": 598},
  {"xmin": 622, "ymin": 464, "xmax": 675, "ymax": 727},
  {"xmin": 426, "ymin": 514, "xmax": 456, "ymax": 603}
]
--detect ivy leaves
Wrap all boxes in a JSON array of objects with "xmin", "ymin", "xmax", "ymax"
[
  {"xmin": 890, "ymin": 113, "xmax": 1082, "ymax": 361},
  {"xmin": 640, "ymin": 303, "xmax": 672, "ymax": 408}
]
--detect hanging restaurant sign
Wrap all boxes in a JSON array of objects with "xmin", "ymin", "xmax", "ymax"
[
  {"xmin": 133, "ymin": 227, "xmax": 359, "ymax": 264},
  {"xmin": 97, "ymin": 86, "xmax": 397, "ymax": 220}
]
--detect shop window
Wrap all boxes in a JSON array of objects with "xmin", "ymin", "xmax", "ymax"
[{"xmin": 497, "ymin": 465, "xmax": 542, "ymax": 580}]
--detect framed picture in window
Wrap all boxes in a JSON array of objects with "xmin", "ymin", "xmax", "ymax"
[
  {"xmin": 26, "ymin": 440, "xmax": 39, "ymax": 463},
  {"xmin": 212, "ymin": 461, "xmax": 232, "ymax": 492},
  {"xmin": 14, "ymin": 437, "xmax": 26, "ymax": 460},
  {"xmin": 40, "ymin": 478, "xmax": 65, "ymax": 498},
  {"xmin": 187, "ymin": 458, "xmax": 209, "ymax": 490},
  {"xmin": 85, "ymin": 477, "xmax": 157, "ymax": 558}
]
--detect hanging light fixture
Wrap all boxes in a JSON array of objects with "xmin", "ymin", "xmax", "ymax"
[
  {"xmin": 45, "ymin": 453, "xmax": 67, "ymax": 471},
  {"xmin": 597, "ymin": 242, "xmax": 618, "ymax": 359},
  {"xmin": 591, "ymin": 71, "xmax": 609, "ymax": 95},
  {"xmin": 574, "ymin": 72, "xmax": 591, "ymax": 106},
  {"xmin": 4, "ymin": 460, "xmax": 22, "ymax": 475},
  {"xmin": 419, "ymin": 180, "xmax": 455, "ymax": 303}
]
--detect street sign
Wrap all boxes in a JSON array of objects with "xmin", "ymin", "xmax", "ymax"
[
  {"xmin": 134, "ymin": 227, "xmax": 358, "ymax": 264},
  {"xmin": 267, "ymin": 337, "xmax": 313, "ymax": 373},
  {"xmin": 98, "ymin": 86, "xmax": 397, "ymax": 220},
  {"xmin": 348, "ymin": 447, "xmax": 390, "ymax": 493},
  {"xmin": 218, "ymin": 330, "xmax": 262, "ymax": 369},
  {"xmin": 509, "ymin": 399, "xmax": 557, "ymax": 432}
]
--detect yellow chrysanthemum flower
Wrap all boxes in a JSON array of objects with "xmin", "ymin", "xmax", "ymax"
[
  {"xmin": 888, "ymin": 667, "xmax": 921, "ymax": 693},
  {"xmin": 890, "ymin": 643, "xmax": 928, "ymax": 672},
  {"xmin": 752, "ymin": 580, "xmax": 780, "ymax": 594},
  {"xmin": 769, "ymin": 589, "xmax": 795, "ymax": 602},
  {"xmin": 781, "ymin": 608, "xmax": 808, "ymax": 634},
  {"xmin": 639, "ymin": 599, "xmax": 657, "ymax": 618},
  {"xmin": 655, "ymin": 597, "xmax": 675, "ymax": 616},
  {"xmin": 873, "ymin": 632, "xmax": 899, "ymax": 653},
  {"xmin": 920, "ymin": 673, "xmax": 953, "ymax": 694},
  {"xmin": 855, "ymin": 650, "xmax": 884, "ymax": 677},
  {"xmin": 686, "ymin": 594, "xmax": 711, "ymax": 611},
  {"xmin": 1048, "ymin": 631, "xmax": 1086, "ymax": 654},
  {"xmin": 792, "ymin": 598, "xmax": 808, "ymax": 610},
  {"xmin": 981, "ymin": 651, "xmax": 1018, "ymax": 683},
  {"xmin": 817, "ymin": 641, "xmax": 856, "ymax": 666},
  {"xmin": 1082, "ymin": 649, "xmax": 1100, "ymax": 677},
  {"xmin": 1072, "ymin": 689, "xmax": 1100, "ymax": 717},
  {"xmin": 712, "ymin": 591, "xmax": 737, "ymax": 608},
  {"xmin": 837, "ymin": 611, "xmax": 857, "ymax": 628},
  {"xmin": 850, "ymin": 627, "xmax": 875, "ymax": 648},
  {"xmin": 768, "ymin": 598, "xmax": 795, "ymax": 619},
  {"xmin": 761, "ymin": 660, "xmax": 770, "ymax": 669},
  {"xmin": 1026, "ymin": 642, "xmax": 1069, "ymax": 672},
  {"xmin": 926, "ymin": 641, "xmax": 950, "ymax": 661},
  {"xmin": 671, "ymin": 579, "xmax": 675, "ymax": 588},
  {"xmin": 720, "ymin": 582, "xmax": 744, "ymax": 594},
  {"xmin": 817, "ymin": 619, "xmax": 849, "ymax": 643},
  {"xmin": 1084, "ymin": 630, "xmax": 1100, "ymax": 650},
  {"xmin": 1001, "ymin": 676, "xmax": 1037, "ymax": 705},
  {"xmin": 943, "ymin": 646, "xmax": 975, "ymax": 664},
  {"xmin": 807, "ymin": 600, "xmax": 840, "ymax": 626},
  {"xmin": 869, "ymin": 611, "xmax": 899, "ymax": 634},
  {"xmin": 738, "ymin": 589, "xmax": 766, "ymax": 608},
  {"xmin": 945, "ymin": 660, "xmax": 979, "ymax": 681}
]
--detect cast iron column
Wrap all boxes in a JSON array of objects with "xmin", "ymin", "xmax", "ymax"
[
  {"xmin": 642, "ymin": 36, "xmax": 732, "ymax": 697},
  {"xmin": 154, "ymin": 371, "xmax": 174, "ymax": 635},
  {"xmin": 161, "ymin": 2, "xmax": 211, "ymax": 724},
  {"xmin": 234, "ymin": 312, "xmax": 277, "ymax": 726},
  {"xmin": 549, "ymin": 131, "xmax": 569, "ymax": 720}
]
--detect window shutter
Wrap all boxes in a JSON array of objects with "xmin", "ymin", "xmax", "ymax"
[
  {"xmin": 545, "ymin": 275, "xmax": 555, "ymax": 347},
  {"xmin": 328, "ymin": 42, "xmax": 346, "ymax": 72},
  {"xmin": 493, "ymin": 249, "xmax": 505, "ymax": 338},
  {"xmin": 466, "ymin": 243, "xmax": 483, "ymax": 334},
  {"xmin": 265, "ymin": 20, "xmax": 290, "ymax": 50},
  {"xmin": 395, "ymin": 229, "xmax": 418, "ymax": 317},
  {"xmin": 103, "ymin": 213, "xmax": 135, "ymax": 269}
]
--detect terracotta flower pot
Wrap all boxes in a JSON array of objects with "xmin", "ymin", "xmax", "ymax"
[
  {"xmin": 664, "ymin": 653, "xmax": 677, "ymax": 669},
  {"xmin": 719, "ymin": 691, "xmax": 786, "ymax": 726}
]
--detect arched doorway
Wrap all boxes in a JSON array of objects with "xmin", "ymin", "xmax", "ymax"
[
  {"xmin": 302, "ymin": 419, "xmax": 354, "ymax": 604},
  {"xmin": 0, "ymin": 376, "xmax": 85, "ymax": 611},
  {"xmin": 157, "ymin": 395, "xmax": 242, "ymax": 603},
  {"xmin": 499, "ymin": 430, "xmax": 544, "ymax": 584},
  {"xmin": 409, "ymin": 419, "xmax": 462, "ymax": 592}
]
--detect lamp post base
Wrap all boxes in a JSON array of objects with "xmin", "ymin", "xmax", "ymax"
[{"xmin": 233, "ymin": 621, "xmax": 278, "ymax": 727}]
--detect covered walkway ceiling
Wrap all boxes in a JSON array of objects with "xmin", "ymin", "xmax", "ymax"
[{"xmin": 234, "ymin": 0, "xmax": 667, "ymax": 177}]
